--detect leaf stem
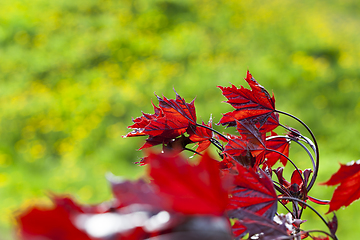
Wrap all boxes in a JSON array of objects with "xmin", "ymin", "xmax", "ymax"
[
  {"xmin": 195, "ymin": 123, "xmax": 228, "ymax": 141},
  {"xmin": 210, "ymin": 138, "xmax": 224, "ymax": 151},
  {"xmin": 275, "ymin": 110, "xmax": 319, "ymax": 191},
  {"xmin": 265, "ymin": 148, "xmax": 304, "ymax": 183},
  {"xmin": 277, "ymin": 199, "xmax": 296, "ymax": 219},
  {"xmin": 183, "ymin": 147, "xmax": 203, "ymax": 156}
]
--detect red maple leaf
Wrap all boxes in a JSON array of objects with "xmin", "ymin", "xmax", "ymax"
[
  {"xmin": 109, "ymin": 177, "xmax": 167, "ymax": 210},
  {"xmin": 223, "ymin": 121, "xmax": 266, "ymax": 167},
  {"xmin": 218, "ymin": 70, "xmax": 279, "ymax": 131},
  {"xmin": 228, "ymin": 163, "xmax": 278, "ymax": 220},
  {"xmin": 125, "ymin": 91, "xmax": 197, "ymax": 149},
  {"xmin": 17, "ymin": 196, "xmax": 92, "ymax": 240},
  {"xmin": 126, "ymin": 102, "xmax": 164, "ymax": 135},
  {"xmin": 321, "ymin": 161, "xmax": 360, "ymax": 213},
  {"xmin": 265, "ymin": 132, "xmax": 290, "ymax": 167},
  {"xmin": 148, "ymin": 151, "xmax": 230, "ymax": 216},
  {"xmin": 228, "ymin": 208, "xmax": 288, "ymax": 240}
]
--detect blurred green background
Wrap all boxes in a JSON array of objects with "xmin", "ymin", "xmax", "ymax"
[{"xmin": 0, "ymin": 0, "xmax": 359, "ymax": 239}]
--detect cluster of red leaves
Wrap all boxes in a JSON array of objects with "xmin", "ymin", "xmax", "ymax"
[
  {"xmin": 17, "ymin": 152, "xmax": 233, "ymax": 240},
  {"xmin": 17, "ymin": 70, "xmax": 359, "ymax": 240}
]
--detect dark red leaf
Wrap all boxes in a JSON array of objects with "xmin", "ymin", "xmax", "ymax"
[
  {"xmin": 265, "ymin": 132, "xmax": 290, "ymax": 167},
  {"xmin": 231, "ymin": 220, "xmax": 247, "ymax": 239},
  {"xmin": 218, "ymin": 71, "xmax": 279, "ymax": 131},
  {"xmin": 223, "ymin": 121, "xmax": 266, "ymax": 167},
  {"xmin": 327, "ymin": 213, "xmax": 338, "ymax": 236},
  {"xmin": 274, "ymin": 167, "xmax": 291, "ymax": 188},
  {"xmin": 148, "ymin": 151, "xmax": 229, "ymax": 215},
  {"xmin": 228, "ymin": 208, "xmax": 288, "ymax": 240},
  {"xmin": 108, "ymin": 176, "xmax": 166, "ymax": 210},
  {"xmin": 320, "ymin": 161, "xmax": 360, "ymax": 213},
  {"xmin": 125, "ymin": 102, "xmax": 164, "ymax": 137},
  {"xmin": 125, "ymin": 91, "xmax": 197, "ymax": 150},
  {"xmin": 258, "ymin": 112, "xmax": 280, "ymax": 133},
  {"xmin": 223, "ymin": 137, "xmax": 265, "ymax": 168},
  {"xmin": 228, "ymin": 163, "xmax": 277, "ymax": 220},
  {"xmin": 157, "ymin": 91, "xmax": 197, "ymax": 125}
]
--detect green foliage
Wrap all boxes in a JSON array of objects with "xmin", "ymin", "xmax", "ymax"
[{"xmin": 0, "ymin": 0, "xmax": 359, "ymax": 238}]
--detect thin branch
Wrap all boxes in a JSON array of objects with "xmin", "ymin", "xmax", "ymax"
[
  {"xmin": 275, "ymin": 110, "xmax": 319, "ymax": 191},
  {"xmin": 195, "ymin": 123, "xmax": 228, "ymax": 140},
  {"xmin": 277, "ymin": 199, "xmax": 296, "ymax": 219},
  {"xmin": 266, "ymin": 135, "xmax": 316, "ymax": 172},
  {"xmin": 183, "ymin": 147, "xmax": 203, "ymax": 156},
  {"xmin": 209, "ymin": 138, "xmax": 224, "ymax": 152},
  {"xmin": 265, "ymin": 148, "xmax": 304, "ymax": 183}
]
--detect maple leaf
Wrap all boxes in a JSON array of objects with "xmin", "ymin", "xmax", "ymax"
[
  {"xmin": 223, "ymin": 121, "xmax": 266, "ymax": 167},
  {"xmin": 265, "ymin": 132, "xmax": 290, "ymax": 167},
  {"xmin": 228, "ymin": 208, "xmax": 288, "ymax": 240},
  {"xmin": 125, "ymin": 91, "xmax": 197, "ymax": 149},
  {"xmin": 228, "ymin": 163, "xmax": 278, "ymax": 220},
  {"xmin": 157, "ymin": 90, "xmax": 197, "ymax": 124},
  {"xmin": 148, "ymin": 151, "xmax": 230, "ymax": 216},
  {"xmin": 218, "ymin": 70, "xmax": 279, "ymax": 131},
  {"xmin": 320, "ymin": 160, "xmax": 360, "ymax": 213},
  {"xmin": 126, "ymin": 102, "xmax": 164, "ymax": 134},
  {"xmin": 231, "ymin": 220, "xmax": 247, "ymax": 239},
  {"xmin": 108, "ymin": 175, "xmax": 166, "ymax": 210},
  {"xmin": 16, "ymin": 196, "xmax": 92, "ymax": 240}
]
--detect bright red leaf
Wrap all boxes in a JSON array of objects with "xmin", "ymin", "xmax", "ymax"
[
  {"xmin": 125, "ymin": 91, "xmax": 197, "ymax": 149},
  {"xmin": 218, "ymin": 71, "xmax": 279, "ymax": 131},
  {"xmin": 228, "ymin": 163, "xmax": 277, "ymax": 220},
  {"xmin": 223, "ymin": 121, "xmax": 266, "ymax": 167},
  {"xmin": 156, "ymin": 91, "xmax": 197, "ymax": 124},
  {"xmin": 148, "ymin": 151, "xmax": 230, "ymax": 216},
  {"xmin": 321, "ymin": 161, "xmax": 360, "ymax": 213},
  {"xmin": 17, "ymin": 196, "xmax": 92, "ymax": 240}
]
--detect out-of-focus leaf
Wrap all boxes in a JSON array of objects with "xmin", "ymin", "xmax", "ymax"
[
  {"xmin": 148, "ymin": 151, "xmax": 229, "ymax": 215},
  {"xmin": 17, "ymin": 196, "xmax": 92, "ymax": 240},
  {"xmin": 320, "ymin": 161, "xmax": 360, "ymax": 213}
]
